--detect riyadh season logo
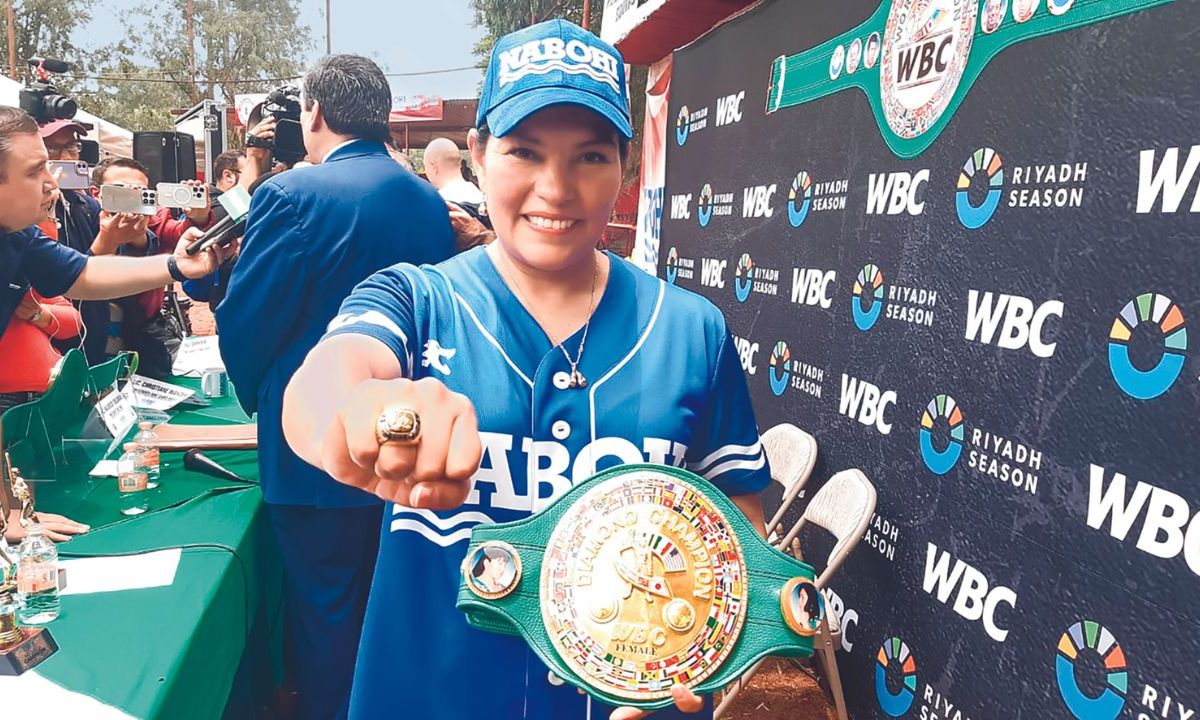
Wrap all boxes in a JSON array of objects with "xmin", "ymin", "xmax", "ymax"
[
  {"xmin": 675, "ymin": 104, "xmax": 708, "ymax": 146},
  {"xmin": 880, "ymin": 0, "xmax": 976, "ymax": 140},
  {"xmin": 875, "ymin": 636, "xmax": 980, "ymax": 719},
  {"xmin": 918, "ymin": 394, "xmax": 964, "ymax": 475},
  {"xmin": 917, "ymin": 392, "xmax": 1045, "ymax": 495},
  {"xmin": 1055, "ymin": 616, "xmax": 1196, "ymax": 720},
  {"xmin": 1108, "ymin": 293, "xmax": 1188, "ymax": 400},
  {"xmin": 733, "ymin": 253, "xmax": 779, "ymax": 303},
  {"xmin": 787, "ymin": 171, "xmax": 848, "ymax": 228},
  {"xmin": 851, "ymin": 263, "xmax": 939, "ymax": 332},
  {"xmin": 768, "ymin": 341, "xmax": 825, "ymax": 399},
  {"xmin": 1055, "ymin": 621, "xmax": 1127, "ymax": 720},
  {"xmin": 956, "ymin": 146, "xmax": 1088, "ymax": 229},
  {"xmin": 875, "ymin": 637, "xmax": 917, "ymax": 717},
  {"xmin": 864, "ymin": 512, "xmax": 900, "ymax": 563},
  {"xmin": 696, "ymin": 183, "xmax": 734, "ymax": 227},
  {"xmin": 663, "ymin": 246, "xmax": 693, "ymax": 285},
  {"xmin": 852, "ymin": 263, "xmax": 886, "ymax": 331}
]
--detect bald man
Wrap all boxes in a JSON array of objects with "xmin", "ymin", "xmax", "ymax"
[{"xmin": 422, "ymin": 137, "xmax": 483, "ymax": 205}]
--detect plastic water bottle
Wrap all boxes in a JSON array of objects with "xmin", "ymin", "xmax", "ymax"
[
  {"xmin": 118, "ymin": 442, "xmax": 149, "ymax": 516},
  {"xmin": 134, "ymin": 422, "xmax": 161, "ymax": 489},
  {"xmin": 16, "ymin": 523, "xmax": 59, "ymax": 625}
]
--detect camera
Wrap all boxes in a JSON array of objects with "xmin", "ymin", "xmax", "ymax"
[
  {"xmin": 247, "ymin": 84, "xmax": 307, "ymax": 166},
  {"xmin": 19, "ymin": 57, "xmax": 77, "ymax": 124}
]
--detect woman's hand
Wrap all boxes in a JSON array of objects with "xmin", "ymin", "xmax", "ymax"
[
  {"xmin": 318, "ymin": 377, "xmax": 482, "ymax": 509},
  {"xmin": 4, "ymin": 510, "xmax": 90, "ymax": 543},
  {"xmin": 610, "ymin": 685, "xmax": 705, "ymax": 720}
]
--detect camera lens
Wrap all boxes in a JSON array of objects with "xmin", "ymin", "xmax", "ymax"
[{"xmin": 47, "ymin": 95, "xmax": 77, "ymax": 120}]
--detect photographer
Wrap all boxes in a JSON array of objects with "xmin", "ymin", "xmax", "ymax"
[
  {"xmin": 0, "ymin": 106, "xmax": 230, "ymax": 347},
  {"xmin": 87, "ymin": 157, "xmax": 198, "ymax": 377},
  {"xmin": 215, "ymin": 55, "xmax": 454, "ymax": 720}
]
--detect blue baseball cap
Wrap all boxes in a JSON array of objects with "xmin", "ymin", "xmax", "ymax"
[{"xmin": 477, "ymin": 19, "xmax": 632, "ymax": 140}]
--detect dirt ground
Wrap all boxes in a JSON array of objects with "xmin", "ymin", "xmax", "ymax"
[
  {"xmin": 718, "ymin": 659, "xmax": 837, "ymax": 720},
  {"xmin": 186, "ymin": 294, "xmax": 216, "ymax": 336}
]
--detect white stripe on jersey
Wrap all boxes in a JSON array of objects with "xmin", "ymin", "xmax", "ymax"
[
  {"xmin": 700, "ymin": 453, "xmax": 767, "ymax": 481},
  {"xmin": 689, "ymin": 440, "xmax": 764, "ymax": 476},
  {"xmin": 388, "ymin": 519, "xmax": 475, "ymax": 546},
  {"xmin": 391, "ymin": 505, "xmax": 496, "ymax": 530},
  {"xmin": 588, "ymin": 280, "xmax": 666, "ymax": 442},
  {"xmin": 327, "ymin": 309, "xmax": 410, "ymax": 350},
  {"xmin": 454, "ymin": 291, "xmax": 534, "ymax": 387}
]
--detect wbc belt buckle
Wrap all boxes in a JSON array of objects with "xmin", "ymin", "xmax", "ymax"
[
  {"xmin": 539, "ymin": 470, "xmax": 747, "ymax": 701},
  {"xmin": 458, "ymin": 464, "xmax": 819, "ymax": 708}
]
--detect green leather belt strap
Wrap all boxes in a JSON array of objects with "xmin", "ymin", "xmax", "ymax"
[{"xmin": 457, "ymin": 463, "xmax": 818, "ymax": 710}]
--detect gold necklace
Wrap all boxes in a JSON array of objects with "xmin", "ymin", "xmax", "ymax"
[{"xmin": 500, "ymin": 253, "xmax": 599, "ymax": 389}]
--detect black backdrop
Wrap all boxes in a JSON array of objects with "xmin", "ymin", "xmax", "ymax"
[{"xmin": 660, "ymin": 1, "xmax": 1198, "ymax": 718}]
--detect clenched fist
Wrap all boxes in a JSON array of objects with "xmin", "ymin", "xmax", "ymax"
[{"xmin": 318, "ymin": 377, "xmax": 483, "ymax": 509}]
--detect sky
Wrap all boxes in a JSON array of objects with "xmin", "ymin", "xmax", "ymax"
[{"xmin": 76, "ymin": 0, "xmax": 487, "ymax": 99}]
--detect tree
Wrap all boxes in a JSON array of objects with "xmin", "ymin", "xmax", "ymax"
[
  {"xmin": 469, "ymin": 0, "xmax": 645, "ymax": 186},
  {"xmin": 0, "ymin": 0, "xmax": 95, "ymax": 85},
  {"xmin": 79, "ymin": 0, "xmax": 313, "ymax": 132}
]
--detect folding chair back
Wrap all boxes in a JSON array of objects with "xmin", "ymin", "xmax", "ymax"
[
  {"xmin": 760, "ymin": 423, "xmax": 817, "ymax": 545},
  {"xmin": 780, "ymin": 469, "xmax": 876, "ymax": 588}
]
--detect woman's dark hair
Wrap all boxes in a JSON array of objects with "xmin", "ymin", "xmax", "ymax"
[{"xmin": 476, "ymin": 122, "xmax": 630, "ymax": 161}]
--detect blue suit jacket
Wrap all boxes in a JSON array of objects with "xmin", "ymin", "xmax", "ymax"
[{"xmin": 217, "ymin": 140, "xmax": 455, "ymax": 507}]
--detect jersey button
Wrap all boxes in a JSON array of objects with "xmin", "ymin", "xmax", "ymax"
[
  {"xmin": 552, "ymin": 371, "xmax": 572, "ymax": 390},
  {"xmin": 552, "ymin": 420, "xmax": 571, "ymax": 440}
]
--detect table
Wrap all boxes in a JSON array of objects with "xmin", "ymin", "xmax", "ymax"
[{"xmin": 2, "ymin": 374, "xmax": 281, "ymax": 720}]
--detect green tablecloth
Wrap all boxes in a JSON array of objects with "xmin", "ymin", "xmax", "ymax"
[{"xmin": 19, "ymin": 377, "xmax": 282, "ymax": 720}]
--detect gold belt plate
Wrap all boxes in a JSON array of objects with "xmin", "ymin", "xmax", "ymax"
[{"xmin": 540, "ymin": 469, "xmax": 748, "ymax": 700}]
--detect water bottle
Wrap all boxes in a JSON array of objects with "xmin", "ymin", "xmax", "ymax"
[
  {"xmin": 118, "ymin": 442, "xmax": 149, "ymax": 516},
  {"xmin": 134, "ymin": 422, "xmax": 161, "ymax": 489},
  {"xmin": 16, "ymin": 523, "xmax": 59, "ymax": 625}
]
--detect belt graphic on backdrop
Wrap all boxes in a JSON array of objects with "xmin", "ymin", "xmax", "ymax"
[{"xmin": 765, "ymin": 0, "xmax": 1168, "ymax": 157}]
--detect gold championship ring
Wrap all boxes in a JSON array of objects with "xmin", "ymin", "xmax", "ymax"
[{"xmin": 375, "ymin": 406, "xmax": 421, "ymax": 445}]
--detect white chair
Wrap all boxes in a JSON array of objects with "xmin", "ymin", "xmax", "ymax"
[
  {"xmin": 760, "ymin": 423, "xmax": 818, "ymax": 547},
  {"xmin": 715, "ymin": 469, "xmax": 877, "ymax": 720}
]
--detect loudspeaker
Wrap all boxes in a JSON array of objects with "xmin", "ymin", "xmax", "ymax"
[{"xmin": 133, "ymin": 131, "xmax": 197, "ymax": 185}]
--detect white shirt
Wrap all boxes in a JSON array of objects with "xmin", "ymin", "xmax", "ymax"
[{"xmin": 438, "ymin": 178, "xmax": 484, "ymax": 206}]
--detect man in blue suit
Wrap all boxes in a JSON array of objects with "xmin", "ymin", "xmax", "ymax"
[{"xmin": 216, "ymin": 54, "xmax": 455, "ymax": 720}]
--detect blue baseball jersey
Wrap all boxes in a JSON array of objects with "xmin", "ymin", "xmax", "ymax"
[{"xmin": 323, "ymin": 247, "xmax": 769, "ymax": 720}]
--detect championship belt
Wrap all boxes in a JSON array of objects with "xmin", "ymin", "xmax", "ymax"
[{"xmin": 456, "ymin": 464, "xmax": 823, "ymax": 710}]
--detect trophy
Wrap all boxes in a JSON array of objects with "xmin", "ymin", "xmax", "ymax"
[{"xmin": 0, "ymin": 453, "xmax": 58, "ymax": 676}]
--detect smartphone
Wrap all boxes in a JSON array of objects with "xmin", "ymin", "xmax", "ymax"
[
  {"xmin": 157, "ymin": 182, "xmax": 208, "ymax": 210},
  {"xmin": 100, "ymin": 185, "xmax": 158, "ymax": 216},
  {"xmin": 49, "ymin": 160, "xmax": 91, "ymax": 190}
]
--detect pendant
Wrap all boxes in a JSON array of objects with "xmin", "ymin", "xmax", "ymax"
[{"xmin": 570, "ymin": 370, "xmax": 588, "ymax": 389}]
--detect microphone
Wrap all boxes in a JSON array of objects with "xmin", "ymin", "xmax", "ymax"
[
  {"xmin": 185, "ymin": 183, "xmax": 252, "ymax": 255},
  {"xmin": 30, "ymin": 57, "xmax": 71, "ymax": 73},
  {"xmin": 183, "ymin": 449, "xmax": 250, "ymax": 483},
  {"xmin": 185, "ymin": 169, "xmax": 276, "ymax": 255}
]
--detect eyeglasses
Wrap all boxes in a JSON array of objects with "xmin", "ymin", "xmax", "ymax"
[{"xmin": 46, "ymin": 141, "xmax": 83, "ymax": 158}]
